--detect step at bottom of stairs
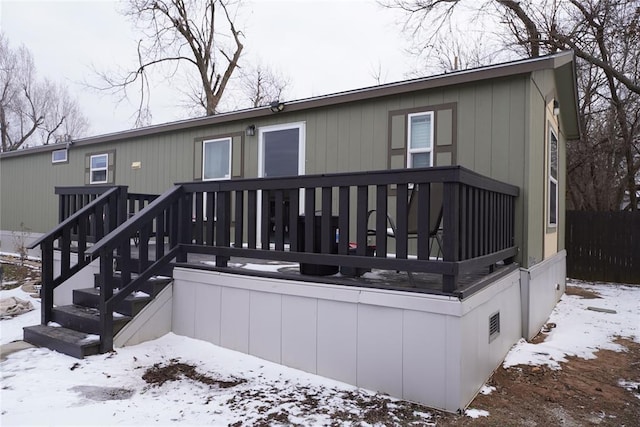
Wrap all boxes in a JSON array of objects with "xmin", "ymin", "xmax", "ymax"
[{"xmin": 23, "ymin": 325, "xmax": 100, "ymax": 359}]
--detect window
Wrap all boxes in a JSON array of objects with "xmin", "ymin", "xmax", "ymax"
[
  {"xmin": 407, "ymin": 112, "xmax": 434, "ymax": 168},
  {"xmin": 202, "ymin": 138, "xmax": 231, "ymax": 180},
  {"xmin": 90, "ymin": 154, "xmax": 108, "ymax": 184},
  {"xmin": 52, "ymin": 149, "xmax": 67, "ymax": 163},
  {"xmin": 259, "ymin": 123, "xmax": 305, "ymax": 178},
  {"xmin": 548, "ymin": 128, "xmax": 558, "ymax": 227}
]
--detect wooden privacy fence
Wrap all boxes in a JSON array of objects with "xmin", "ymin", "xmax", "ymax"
[{"xmin": 566, "ymin": 211, "xmax": 640, "ymax": 284}]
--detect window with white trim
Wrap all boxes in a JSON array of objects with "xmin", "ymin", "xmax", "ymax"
[
  {"xmin": 90, "ymin": 153, "xmax": 108, "ymax": 184},
  {"xmin": 202, "ymin": 138, "xmax": 232, "ymax": 180},
  {"xmin": 548, "ymin": 127, "xmax": 558, "ymax": 227},
  {"xmin": 407, "ymin": 112, "xmax": 434, "ymax": 168},
  {"xmin": 52, "ymin": 149, "xmax": 68, "ymax": 163}
]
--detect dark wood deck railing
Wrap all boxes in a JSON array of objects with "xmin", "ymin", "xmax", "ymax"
[
  {"xmin": 36, "ymin": 166, "xmax": 518, "ymax": 353},
  {"xmin": 28, "ymin": 186, "xmax": 128, "ymax": 325},
  {"xmin": 176, "ymin": 166, "xmax": 519, "ymax": 292},
  {"xmin": 56, "ymin": 186, "xmax": 158, "ymax": 242}
]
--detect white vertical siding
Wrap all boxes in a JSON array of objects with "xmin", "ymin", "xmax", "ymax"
[
  {"xmin": 281, "ymin": 295, "xmax": 318, "ymax": 373},
  {"xmin": 193, "ymin": 282, "xmax": 222, "ymax": 344},
  {"xmin": 402, "ymin": 310, "xmax": 447, "ymax": 409},
  {"xmin": 317, "ymin": 299, "xmax": 358, "ymax": 385},
  {"xmin": 356, "ymin": 304, "xmax": 404, "ymax": 398},
  {"xmin": 220, "ymin": 287, "xmax": 250, "ymax": 353},
  {"xmin": 170, "ymin": 267, "xmax": 523, "ymax": 412},
  {"xmin": 249, "ymin": 291, "xmax": 282, "ymax": 363}
]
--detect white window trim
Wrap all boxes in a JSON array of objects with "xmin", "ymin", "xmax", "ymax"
[
  {"xmin": 548, "ymin": 126, "xmax": 559, "ymax": 228},
  {"xmin": 52, "ymin": 149, "xmax": 68, "ymax": 163},
  {"xmin": 407, "ymin": 111, "xmax": 434, "ymax": 168},
  {"xmin": 257, "ymin": 122, "xmax": 306, "ymax": 178},
  {"xmin": 89, "ymin": 153, "xmax": 108, "ymax": 184},
  {"xmin": 202, "ymin": 137, "xmax": 232, "ymax": 181}
]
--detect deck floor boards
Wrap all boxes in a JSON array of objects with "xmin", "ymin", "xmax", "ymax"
[{"xmin": 122, "ymin": 242, "xmax": 515, "ymax": 297}]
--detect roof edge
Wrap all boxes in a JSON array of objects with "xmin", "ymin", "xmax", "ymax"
[{"xmin": 1, "ymin": 51, "xmax": 576, "ymax": 159}]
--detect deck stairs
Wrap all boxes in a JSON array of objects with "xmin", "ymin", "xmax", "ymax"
[{"xmin": 23, "ymin": 259, "xmax": 172, "ymax": 359}]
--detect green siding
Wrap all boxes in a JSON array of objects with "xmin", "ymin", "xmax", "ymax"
[
  {"xmin": 508, "ymin": 78, "xmax": 528, "ymax": 266},
  {"xmin": 0, "ymin": 70, "xmax": 567, "ymax": 268},
  {"xmin": 436, "ymin": 109, "xmax": 452, "ymax": 147}
]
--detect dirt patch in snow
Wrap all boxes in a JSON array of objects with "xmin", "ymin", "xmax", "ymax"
[
  {"xmin": 142, "ymin": 359, "xmax": 246, "ymax": 389},
  {"xmin": 565, "ymin": 285, "xmax": 602, "ymax": 299},
  {"xmin": 0, "ymin": 255, "xmax": 41, "ymax": 293},
  {"xmin": 437, "ymin": 338, "xmax": 640, "ymax": 426}
]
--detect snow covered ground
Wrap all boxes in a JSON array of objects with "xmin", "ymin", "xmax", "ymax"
[
  {"xmin": 1, "ymin": 273, "xmax": 639, "ymax": 425},
  {"xmin": 504, "ymin": 281, "xmax": 640, "ymax": 369}
]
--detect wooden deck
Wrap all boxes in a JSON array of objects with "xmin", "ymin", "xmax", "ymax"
[
  {"xmin": 34, "ymin": 168, "xmax": 519, "ymax": 353},
  {"xmin": 179, "ymin": 252, "xmax": 518, "ymax": 299}
]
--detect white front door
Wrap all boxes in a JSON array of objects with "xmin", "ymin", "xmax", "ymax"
[
  {"xmin": 258, "ymin": 123, "xmax": 306, "ymax": 243},
  {"xmin": 259, "ymin": 122, "xmax": 305, "ymax": 178}
]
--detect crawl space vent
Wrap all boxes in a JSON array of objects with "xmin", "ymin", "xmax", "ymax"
[{"xmin": 489, "ymin": 311, "xmax": 500, "ymax": 342}]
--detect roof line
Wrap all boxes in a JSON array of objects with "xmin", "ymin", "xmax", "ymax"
[{"xmin": 1, "ymin": 51, "xmax": 575, "ymax": 158}]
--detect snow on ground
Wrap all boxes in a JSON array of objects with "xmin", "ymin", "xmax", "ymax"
[
  {"xmin": 1, "ymin": 331, "xmax": 435, "ymax": 426},
  {"xmin": 1, "ymin": 267, "xmax": 435, "ymax": 425},
  {"xmin": 504, "ymin": 279, "xmax": 640, "ymax": 369},
  {"xmin": 0, "ymin": 284, "xmax": 40, "ymax": 345},
  {"xmin": 464, "ymin": 408, "xmax": 490, "ymax": 418},
  {"xmin": 1, "ymin": 266, "xmax": 639, "ymax": 425},
  {"xmin": 479, "ymin": 385, "xmax": 496, "ymax": 395}
]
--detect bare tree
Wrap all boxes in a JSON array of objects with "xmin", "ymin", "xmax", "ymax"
[
  {"xmin": 38, "ymin": 80, "xmax": 89, "ymax": 145},
  {"xmin": 239, "ymin": 63, "xmax": 289, "ymax": 108},
  {"xmin": 383, "ymin": 0, "xmax": 640, "ymax": 210},
  {"xmin": 0, "ymin": 34, "xmax": 88, "ymax": 151},
  {"xmin": 95, "ymin": 0, "xmax": 243, "ymax": 127}
]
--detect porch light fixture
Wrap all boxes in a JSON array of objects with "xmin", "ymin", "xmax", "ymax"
[
  {"xmin": 245, "ymin": 124, "xmax": 256, "ymax": 136},
  {"xmin": 270, "ymin": 101, "xmax": 285, "ymax": 113},
  {"xmin": 553, "ymin": 99, "xmax": 560, "ymax": 116}
]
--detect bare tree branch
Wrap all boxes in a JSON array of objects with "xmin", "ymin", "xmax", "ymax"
[
  {"xmin": 387, "ymin": 0, "xmax": 640, "ymax": 210},
  {"xmin": 94, "ymin": 0, "xmax": 244, "ymax": 122},
  {"xmin": 0, "ymin": 33, "xmax": 87, "ymax": 151}
]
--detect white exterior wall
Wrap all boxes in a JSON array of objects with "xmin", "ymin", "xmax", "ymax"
[
  {"xmin": 459, "ymin": 271, "xmax": 523, "ymax": 406},
  {"xmin": 520, "ymin": 250, "xmax": 566, "ymax": 339},
  {"xmin": 115, "ymin": 284, "xmax": 173, "ymax": 348},
  {"xmin": 52, "ymin": 251, "xmax": 99, "ymax": 306},
  {"xmin": 171, "ymin": 267, "xmax": 522, "ymax": 412}
]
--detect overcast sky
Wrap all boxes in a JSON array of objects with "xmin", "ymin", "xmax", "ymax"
[{"xmin": 0, "ymin": 0, "xmax": 415, "ymax": 137}]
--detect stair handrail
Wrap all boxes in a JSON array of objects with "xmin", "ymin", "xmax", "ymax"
[
  {"xmin": 28, "ymin": 186, "xmax": 127, "ymax": 325},
  {"xmin": 85, "ymin": 185, "xmax": 187, "ymax": 353}
]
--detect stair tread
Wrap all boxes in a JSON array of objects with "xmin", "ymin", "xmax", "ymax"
[
  {"xmin": 54, "ymin": 304, "xmax": 131, "ymax": 322},
  {"xmin": 23, "ymin": 325, "xmax": 100, "ymax": 348},
  {"xmin": 75, "ymin": 287, "xmax": 153, "ymax": 301}
]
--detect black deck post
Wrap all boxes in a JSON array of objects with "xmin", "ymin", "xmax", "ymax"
[
  {"xmin": 99, "ymin": 250, "xmax": 114, "ymax": 353},
  {"xmin": 41, "ymin": 239, "xmax": 54, "ymax": 325},
  {"xmin": 443, "ymin": 182, "xmax": 460, "ymax": 293},
  {"xmin": 215, "ymin": 190, "xmax": 231, "ymax": 267},
  {"xmin": 176, "ymin": 192, "xmax": 191, "ymax": 263}
]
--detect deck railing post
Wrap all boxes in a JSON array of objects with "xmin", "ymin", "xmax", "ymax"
[
  {"xmin": 40, "ymin": 238, "xmax": 54, "ymax": 325},
  {"xmin": 117, "ymin": 186, "xmax": 128, "ymax": 227},
  {"xmin": 176, "ymin": 192, "xmax": 192, "ymax": 263},
  {"xmin": 215, "ymin": 190, "xmax": 231, "ymax": 267},
  {"xmin": 443, "ymin": 181, "xmax": 460, "ymax": 293},
  {"xmin": 356, "ymin": 186, "xmax": 369, "ymax": 256},
  {"xmin": 99, "ymin": 249, "xmax": 114, "ymax": 353},
  {"xmin": 338, "ymin": 186, "xmax": 350, "ymax": 255},
  {"xmin": 304, "ymin": 189, "xmax": 316, "ymax": 253},
  {"xmin": 58, "ymin": 193, "xmax": 66, "ymax": 223}
]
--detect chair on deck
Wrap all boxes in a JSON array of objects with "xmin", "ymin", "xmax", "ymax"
[{"xmin": 367, "ymin": 184, "xmax": 443, "ymax": 283}]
